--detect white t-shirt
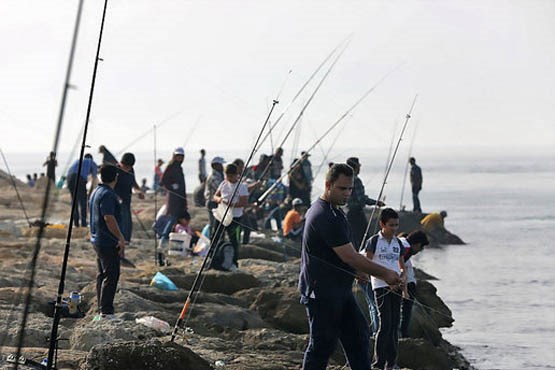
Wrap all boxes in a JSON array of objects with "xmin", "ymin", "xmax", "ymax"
[
  {"xmin": 217, "ymin": 180, "xmax": 249, "ymax": 218},
  {"xmin": 400, "ymin": 237, "xmax": 416, "ymax": 284},
  {"xmin": 367, "ymin": 232, "xmax": 403, "ymax": 290}
]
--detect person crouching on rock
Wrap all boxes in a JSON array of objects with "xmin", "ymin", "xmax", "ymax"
[
  {"xmin": 89, "ymin": 165, "xmax": 125, "ymax": 320},
  {"xmin": 212, "ymin": 163, "xmax": 248, "ymax": 272}
]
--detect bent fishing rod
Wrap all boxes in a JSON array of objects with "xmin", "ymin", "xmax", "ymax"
[
  {"xmin": 10, "ymin": 1, "xmax": 85, "ymax": 369},
  {"xmin": 253, "ymin": 35, "xmax": 351, "ymax": 155},
  {"xmin": 358, "ymin": 94, "xmax": 418, "ymax": 251},
  {"xmin": 399, "ymin": 120, "xmax": 419, "ymax": 211},
  {"xmin": 256, "ymin": 40, "xmax": 350, "ymax": 181},
  {"xmin": 0, "ymin": 149, "xmax": 31, "ymax": 227},
  {"xmin": 45, "ymin": 1, "xmax": 109, "ymax": 368},
  {"xmin": 170, "ymin": 98, "xmax": 281, "ymax": 342},
  {"xmin": 257, "ymin": 64, "xmax": 403, "ymax": 204}
]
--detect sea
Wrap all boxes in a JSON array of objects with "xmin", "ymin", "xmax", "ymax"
[{"xmin": 3, "ymin": 147, "xmax": 555, "ymax": 370}]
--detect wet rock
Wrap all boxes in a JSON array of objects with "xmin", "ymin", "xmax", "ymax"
[{"xmin": 84, "ymin": 339, "xmax": 213, "ymax": 370}]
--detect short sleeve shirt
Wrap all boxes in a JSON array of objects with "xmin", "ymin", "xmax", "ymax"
[
  {"xmin": 299, "ymin": 198, "xmax": 355, "ymax": 302},
  {"xmin": 90, "ymin": 184, "xmax": 121, "ymax": 249},
  {"xmin": 217, "ymin": 180, "xmax": 249, "ymax": 218},
  {"xmin": 283, "ymin": 209, "xmax": 302, "ymax": 236},
  {"xmin": 366, "ymin": 232, "xmax": 402, "ymax": 290}
]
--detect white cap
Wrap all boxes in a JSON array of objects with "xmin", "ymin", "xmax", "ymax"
[
  {"xmin": 292, "ymin": 198, "xmax": 303, "ymax": 206},
  {"xmin": 211, "ymin": 156, "xmax": 225, "ymax": 165},
  {"xmin": 173, "ymin": 147, "xmax": 185, "ymax": 156}
]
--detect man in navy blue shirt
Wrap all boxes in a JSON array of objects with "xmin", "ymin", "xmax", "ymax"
[
  {"xmin": 299, "ymin": 163, "xmax": 401, "ymax": 370},
  {"xmin": 90, "ymin": 165, "xmax": 125, "ymax": 318},
  {"xmin": 67, "ymin": 154, "xmax": 98, "ymax": 227}
]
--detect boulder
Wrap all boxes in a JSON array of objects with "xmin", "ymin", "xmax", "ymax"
[
  {"xmin": 84, "ymin": 339, "xmax": 213, "ymax": 370},
  {"xmin": 239, "ymin": 244, "xmax": 285, "ymax": 263},
  {"xmin": 248, "ymin": 286, "xmax": 308, "ymax": 334},
  {"xmin": 398, "ymin": 338, "xmax": 453, "ymax": 370},
  {"xmin": 166, "ymin": 271, "xmax": 260, "ymax": 295}
]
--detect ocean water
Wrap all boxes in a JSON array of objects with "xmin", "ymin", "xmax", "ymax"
[{"xmin": 3, "ymin": 148, "xmax": 555, "ymax": 369}]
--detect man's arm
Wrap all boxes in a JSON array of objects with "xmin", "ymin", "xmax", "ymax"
[
  {"xmin": 104, "ymin": 214, "xmax": 126, "ymax": 256},
  {"xmin": 334, "ymin": 243, "xmax": 401, "ymax": 286}
]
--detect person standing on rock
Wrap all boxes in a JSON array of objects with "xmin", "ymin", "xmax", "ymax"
[
  {"xmin": 204, "ymin": 156, "xmax": 225, "ymax": 237},
  {"xmin": 365, "ymin": 208, "xmax": 407, "ymax": 370},
  {"xmin": 114, "ymin": 152, "xmax": 144, "ymax": 244},
  {"xmin": 198, "ymin": 148, "xmax": 207, "ymax": 184},
  {"xmin": 398, "ymin": 230, "xmax": 428, "ymax": 338},
  {"xmin": 299, "ymin": 163, "xmax": 401, "ymax": 370},
  {"xmin": 89, "ymin": 165, "xmax": 125, "ymax": 319},
  {"xmin": 66, "ymin": 154, "xmax": 98, "ymax": 227},
  {"xmin": 43, "ymin": 151, "xmax": 57, "ymax": 182},
  {"xmin": 345, "ymin": 157, "xmax": 384, "ymax": 249},
  {"xmin": 409, "ymin": 157, "xmax": 423, "ymax": 213},
  {"xmin": 161, "ymin": 147, "xmax": 188, "ymax": 219}
]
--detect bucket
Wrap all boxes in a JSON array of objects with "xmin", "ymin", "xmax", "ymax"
[{"xmin": 168, "ymin": 232, "xmax": 191, "ymax": 256}]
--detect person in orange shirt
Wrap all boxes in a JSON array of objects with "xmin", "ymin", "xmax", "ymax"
[{"xmin": 283, "ymin": 198, "xmax": 305, "ymax": 241}]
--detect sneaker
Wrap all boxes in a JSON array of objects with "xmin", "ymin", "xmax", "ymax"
[{"xmin": 92, "ymin": 313, "xmax": 119, "ymax": 322}]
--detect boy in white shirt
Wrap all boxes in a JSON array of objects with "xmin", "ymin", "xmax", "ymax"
[
  {"xmin": 365, "ymin": 208, "xmax": 406, "ymax": 370},
  {"xmin": 212, "ymin": 163, "xmax": 249, "ymax": 270}
]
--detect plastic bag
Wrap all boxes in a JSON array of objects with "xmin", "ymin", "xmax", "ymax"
[
  {"xmin": 135, "ymin": 316, "xmax": 171, "ymax": 333},
  {"xmin": 150, "ymin": 272, "xmax": 178, "ymax": 291},
  {"xmin": 212, "ymin": 203, "xmax": 233, "ymax": 226}
]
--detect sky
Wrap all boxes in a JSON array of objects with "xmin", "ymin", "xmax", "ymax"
[{"xmin": 1, "ymin": 0, "xmax": 554, "ymax": 161}]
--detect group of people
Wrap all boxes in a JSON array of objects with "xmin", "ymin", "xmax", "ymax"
[{"xmin": 299, "ymin": 163, "xmax": 431, "ymax": 370}]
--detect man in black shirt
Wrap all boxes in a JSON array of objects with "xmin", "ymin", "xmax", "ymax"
[
  {"xmin": 299, "ymin": 163, "xmax": 401, "ymax": 370},
  {"xmin": 409, "ymin": 157, "xmax": 423, "ymax": 213}
]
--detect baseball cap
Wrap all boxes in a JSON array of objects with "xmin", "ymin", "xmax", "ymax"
[
  {"xmin": 211, "ymin": 156, "xmax": 225, "ymax": 165},
  {"xmin": 292, "ymin": 198, "xmax": 303, "ymax": 206},
  {"xmin": 173, "ymin": 147, "xmax": 185, "ymax": 156}
]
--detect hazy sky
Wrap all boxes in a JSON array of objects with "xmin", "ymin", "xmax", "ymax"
[{"xmin": 1, "ymin": 0, "xmax": 554, "ymax": 159}]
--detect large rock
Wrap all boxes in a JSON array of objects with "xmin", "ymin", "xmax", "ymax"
[
  {"xmin": 189, "ymin": 302, "xmax": 267, "ymax": 335},
  {"xmin": 239, "ymin": 244, "xmax": 285, "ymax": 263},
  {"xmin": 414, "ymin": 280, "xmax": 454, "ymax": 328},
  {"xmin": 84, "ymin": 339, "xmax": 213, "ymax": 370},
  {"xmin": 166, "ymin": 271, "xmax": 260, "ymax": 295},
  {"xmin": 398, "ymin": 338, "xmax": 452, "ymax": 370},
  {"xmin": 247, "ymin": 286, "xmax": 308, "ymax": 334}
]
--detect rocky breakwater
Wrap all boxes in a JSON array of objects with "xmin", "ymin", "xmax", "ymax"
[{"xmin": 0, "ymin": 191, "xmax": 472, "ymax": 369}]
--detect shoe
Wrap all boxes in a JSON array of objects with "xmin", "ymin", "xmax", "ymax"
[{"xmin": 92, "ymin": 313, "xmax": 119, "ymax": 322}]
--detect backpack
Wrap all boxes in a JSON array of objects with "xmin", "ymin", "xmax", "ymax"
[{"xmin": 209, "ymin": 241, "xmax": 235, "ymax": 271}]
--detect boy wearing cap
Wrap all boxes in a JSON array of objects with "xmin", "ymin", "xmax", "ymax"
[{"xmin": 283, "ymin": 198, "xmax": 305, "ymax": 241}]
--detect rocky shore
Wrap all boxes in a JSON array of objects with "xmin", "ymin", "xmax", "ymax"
[{"xmin": 0, "ymin": 181, "xmax": 474, "ymax": 369}]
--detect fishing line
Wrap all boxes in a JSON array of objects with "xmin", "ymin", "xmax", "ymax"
[
  {"xmin": 0, "ymin": 149, "xmax": 31, "ymax": 227},
  {"xmin": 359, "ymin": 94, "xmax": 418, "ymax": 250}
]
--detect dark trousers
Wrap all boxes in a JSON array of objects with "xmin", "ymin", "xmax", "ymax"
[
  {"xmin": 212, "ymin": 218, "xmax": 241, "ymax": 266},
  {"xmin": 373, "ymin": 288, "xmax": 402, "ymax": 369},
  {"xmin": 400, "ymin": 282, "xmax": 417, "ymax": 338},
  {"xmin": 120, "ymin": 201, "xmax": 132, "ymax": 242},
  {"xmin": 94, "ymin": 245, "xmax": 120, "ymax": 315},
  {"xmin": 411, "ymin": 187, "xmax": 421, "ymax": 213},
  {"xmin": 67, "ymin": 173, "xmax": 88, "ymax": 227},
  {"xmin": 347, "ymin": 207, "xmax": 367, "ymax": 249},
  {"xmin": 302, "ymin": 294, "xmax": 371, "ymax": 370}
]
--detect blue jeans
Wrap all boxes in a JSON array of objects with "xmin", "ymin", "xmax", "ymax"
[
  {"xmin": 359, "ymin": 281, "xmax": 379, "ymax": 336},
  {"xmin": 302, "ymin": 294, "xmax": 371, "ymax": 370},
  {"xmin": 120, "ymin": 201, "xmax": 132, "ymax": 242}
]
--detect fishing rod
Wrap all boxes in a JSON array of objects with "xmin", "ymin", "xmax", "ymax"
[
  {"xmin": 45, "ymin": 1, "xmax": 109, "ymax": 368},
  {"xmin": 153, "ymin": 124, "xmax": 158, "ymax": 266},
  {"xmin": 257, "ymin": 40, "xmax": 351, "ymax": 181},
  {"xmin": 170, "ymin": 96, "xmax": 281, "ymax": 342},
  {"xmin": 9, "ymin": 0, "xmax": 85, "ymax": 368},
  {"xmin": 0, "ymin": 149, "xmax": 31, "ymax": 227},
  {"xmin": 269, "ymin": 70, "xmax": 293, "ymax": 155},
  {"xmin": 253, "ymin": 36, "xmax": 351, "ymax": 155},
  {"xmin": 312, "ymin": 114, "xmax": 353, "ymax": 182},
  {"xmin": 182, "ymin": 115, "xmax": 202, "ymax": 148},
  {"xmin": 257, "ymin": 64, "xmax": 403, "ymax": 204},
  {"xmin": 359, "ymin": 94, "xmax": 418, "ymax": 250},
  {"xmin": 399, "ymin": 121, "xmax": 419, "ymax": 211}
]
